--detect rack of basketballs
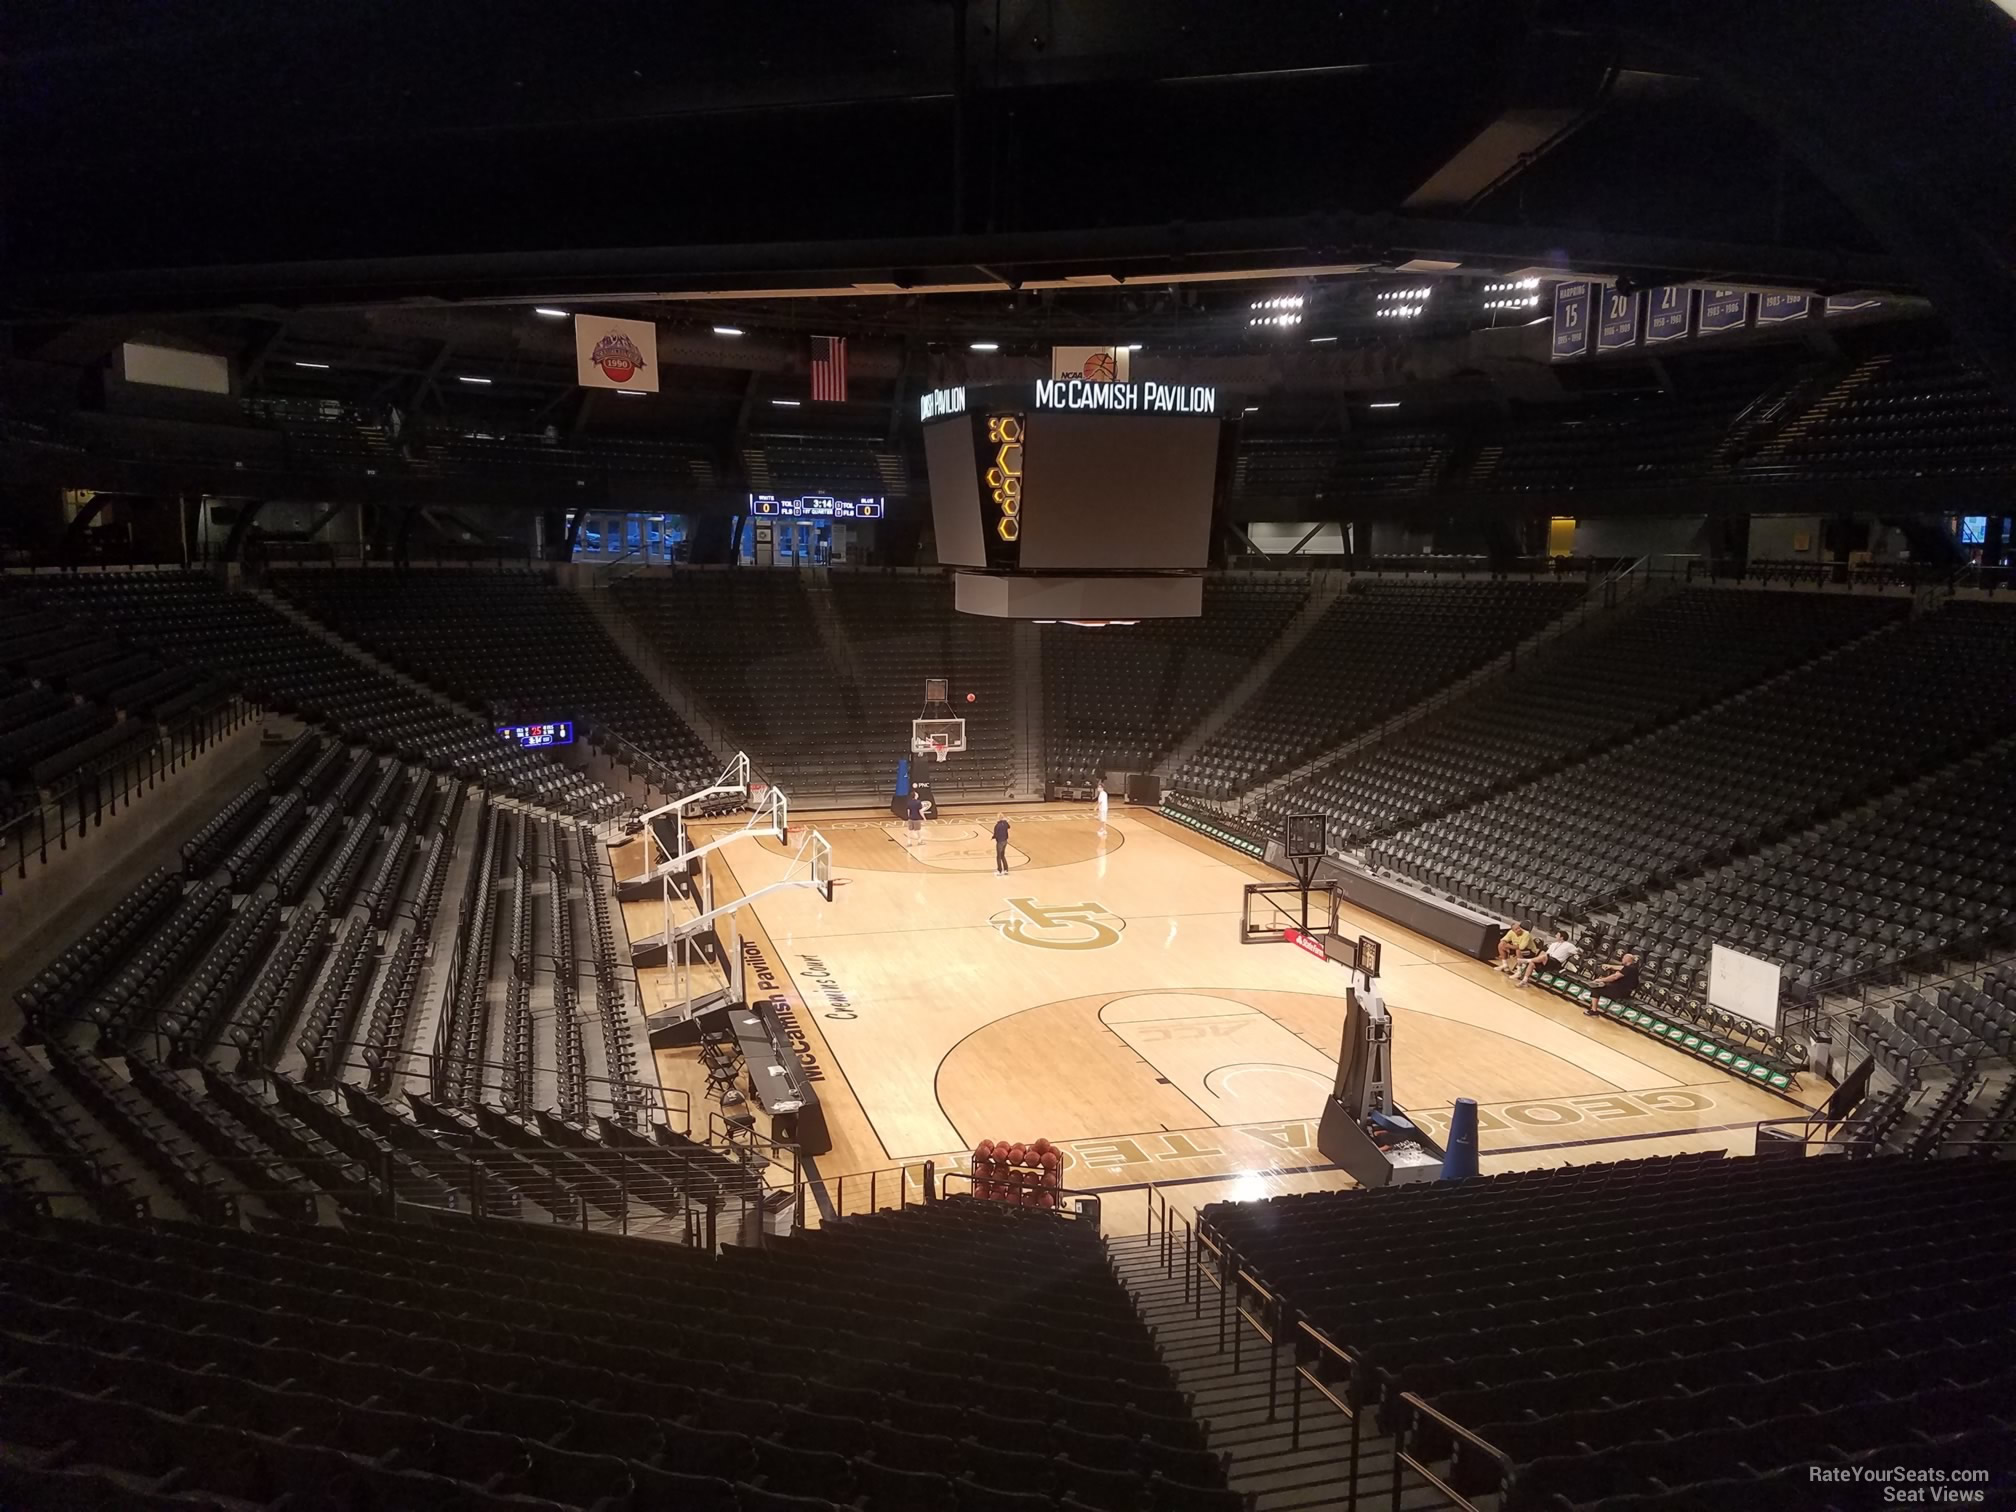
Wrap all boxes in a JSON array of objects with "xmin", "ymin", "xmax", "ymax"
[{"xmin": 967, "ymin": 1138, "xmax": 1065, "ymax": 1209}]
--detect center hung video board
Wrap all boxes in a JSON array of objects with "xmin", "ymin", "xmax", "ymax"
[
  {"xmin": 495, "ymin": 721, "xmax": 575, "ymax": 749},
  {"xmin": 919, "ymin": 380, "xmax": 1226, "ymax": 572}
]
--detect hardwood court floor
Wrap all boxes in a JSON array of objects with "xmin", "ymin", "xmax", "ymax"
[{"xmin": 630, "ymin": 803, "xmax": 1829, "ymax": 1234}]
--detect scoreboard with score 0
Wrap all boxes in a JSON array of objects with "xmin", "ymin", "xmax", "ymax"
[
  {"xmin": 749, "ymin": 493, "xmax": 886, "ymax": 520},
  {"xmin": 496, "ymin": 720, "xmax": 575, "ymax": 749}
]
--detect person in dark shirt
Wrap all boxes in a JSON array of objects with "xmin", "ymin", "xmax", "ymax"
[
  {"xmin": 906, "ymin": 793, "xmax": 924, "ymax": 845},
  {"xmin": 992, "ymin": 814, "xmax": 1011, "ymax": 876},
  {"xmin": 1588, "ymin": 953, "xmax": 1641, "ymax": 1016}
]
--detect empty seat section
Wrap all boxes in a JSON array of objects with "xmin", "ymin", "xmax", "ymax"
[
  {"xmin": 272, "ymin": 567, "xmax": 714, "ymax": 796},
  {"xmin": 1044, "ymin": 578, "xmax": 1309, "ymax": 791},
  {"xmin": 1172, "ymin": 580, "xmax": 1584, "ymax": 798}
]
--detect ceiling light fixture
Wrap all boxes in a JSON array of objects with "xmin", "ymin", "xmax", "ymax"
[
  {"xmin": 1309, "ymin": 336, "xmax": 1337, "ymax": 344},
  {"xmin": 457, "ymin": 375, "xmax": 492, "ymax": 385},
  {"xmin": 615, "ymin": 390, "xmax": 647, "ymax": 398},
  {"xmin": 1369, "ymin": 401, "xmax": 1402, "ymax": 409},
  {"xmin": 771, "ymin": 398, "xmax": 801, "ymax": 407},
  {"xmin": 293, "ymin": 361, "xmax": 330, "ymax": 369},
  {"xmin": 534, "ymin": 307, "xmax": 569, "ymax": 318},
  {"xmin": 1243, "ymin": 406, "xmax": 1260, "ymax": 414},
  {"xmin": 969, "ymin": 341, "xmax": 999, "ymax": 352},
  {"xmin": 713, "ymin": 325, "xmax": 744, "ymax": 336}
]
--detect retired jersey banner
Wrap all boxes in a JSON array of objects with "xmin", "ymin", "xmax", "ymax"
[
  {"xmin": 1051, "ymin": 346, "xmax": 1130, "ymax": 383},
  {"xmin": 1757, "ymin": 291, "xmax": 1812, "ymax": 325},
  {"xmin": 1698, "ymin": 288, "xmax": 1750, "ymax": 336},
  {"xmin": 574, "ymin": 314, "xmax": 658, "ymax": 391},
  {"xmin": 1645, "ymin": 285, "xmax": 1694, "ymax": 345},
  {"xmin": 1551, "ymin": 281, "xmax": 1593, "ymax": 360},
  {"xmin": 1826, "ymin": 292, "xmax": 1883, "ymax": 316},
  {"xmin": 1596, "ymin": 287, "xmax": 1641, "ymax": 352}
]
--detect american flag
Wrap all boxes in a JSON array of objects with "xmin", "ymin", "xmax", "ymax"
[{"xmin": 810, "ymin": 335, "xmax": 848, "ymax": 403}]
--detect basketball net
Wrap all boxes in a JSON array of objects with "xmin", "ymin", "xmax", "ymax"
[{"xmin": 929, "ymin": 736, "xmax": 949, "ymax": 764}]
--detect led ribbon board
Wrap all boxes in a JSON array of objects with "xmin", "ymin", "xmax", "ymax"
[{"xmin": 749, "ymin": 494, "xmax": 885, "ymax": 519}]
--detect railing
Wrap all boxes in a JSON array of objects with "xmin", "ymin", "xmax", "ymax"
[
  {"xmin": 2, "ymin": 1046, "xmax": 744, "ymax": 1241},
  {"xmin": 584, "ymin": 722, "xmax": 753, "ymax": 809},
  {"xmin": 590, "ymin": 545, "xmax": 654, "ymax": 587},
  {"xmin": 258, "ymin": 546, "xmax": 547, "ymax": 570},
  {"xmin": 709, "ymin": 1107, "xmax": 801, "ymax": 1202},
  {"xmin": 0, "ymin": 693, "xmax": 258, "ymax": 900},
  {"xmin": 0, "ymin": 1150, "xmax": 382, "ymax": 1226},
  {"xmin": 1394, "ymin": 1392, "xmax": 1511, "ymax": 1512},
  {"xmin": 932, "ymin": 1170, "xmax": 1102, "ymax": 1230},
  {"xmin": 1689, "ymin": 558, "xmax": 2016, "ymax": 595},
  {"xmin": 816, "ymin": 1161, "xmax": 929, "ymax": 1224},
  {"xmin": 806, "ymin": 1158, "xmax": 1096, "ymax": 1227},
  {"xmin": 1787, "ymin": 945, "xmax": 2016, "ymax": 1047},
  {"xmin": 1189, "ymin": 1210, "xmax": 1404, "ymax": 1512},
  {"xmin": 378, "ymin": 1121, "xmax": 733, "ymax": 1247}
]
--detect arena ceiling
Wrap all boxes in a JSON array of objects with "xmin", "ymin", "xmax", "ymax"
[
  {"xmin": 2, "ymin": 2, "xmax": 2007, "ymax": 321},
  {"xmin": 1, "ymin": 0, "xmax": 2012, "ymax": 475}
]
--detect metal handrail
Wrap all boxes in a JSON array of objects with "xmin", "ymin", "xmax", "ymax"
[
  {"xmin": 0, "ymin": 693, "xmax": 258, "ymax": 899},
  {"xmin": 935, "ymin": 1170, "xmax": 1101, "ymax": 1228},
  {"xmin": 1395, "ymin": 1390, "xmax": 1511, "ymax": 1512}
]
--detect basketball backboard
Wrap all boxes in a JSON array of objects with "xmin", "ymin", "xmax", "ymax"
[
  {"xmin": 912, "ymin": 717, "xmax": 967, "ymax": 757},
  {"xmin": 1285, "ymin": 814, "xmax": 1327, "ymax": 859},
  {"xmin": 812, "ymin": 831, "xmax": 834, "ymax": 902}
]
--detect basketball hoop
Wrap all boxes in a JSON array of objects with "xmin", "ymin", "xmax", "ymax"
[{"xmin": 928, "ymin": 735, "xmax": 949, "ymax": 764}]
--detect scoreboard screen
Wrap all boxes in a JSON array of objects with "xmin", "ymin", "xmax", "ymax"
[
  {"xmin": 749, "ymin": 493, "xmax": 886, "ymax": 520},
  {"xmin": 496, "ymin": 720, "xmax": 575, "ymax": 749}
]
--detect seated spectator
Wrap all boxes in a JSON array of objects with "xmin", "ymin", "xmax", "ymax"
[
  {"xmin": 1494, "ymin": 921, "xmax": 1534, "ymax": 973},
  {"xmin": 1514, "ymin": 931, "xmax": 1579, "ymax": 986},
  {"xmin": 1587, "ymin": 952, "xmax": 1642, "ymax": 1016}
]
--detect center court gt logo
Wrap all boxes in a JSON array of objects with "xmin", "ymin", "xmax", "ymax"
[
  {"xmin": 991, "ymin": 898, "xmax": 1126, "ymax": 951},
  {"xmin": 589, "ymin": 330, "xmax": 648, "ymax": 384}
]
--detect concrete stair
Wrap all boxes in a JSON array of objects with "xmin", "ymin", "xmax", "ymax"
[
  {"xmin": 1236, "ymin": 570, "xmax": 1674, "ymax": 813},
  {"xmin": 1011, "ymin": 621, "xmax": 1045, "ymax": 800},
  {"xmin": 1156, "ymin": 578, "xmax": 1343, "ymax": 782},
  {"xmin": 246, "ymin": 585, "xmax": 484, "ymax": 723},
  {"xmin": 571, "ymin": 578, "xmax": 741, "ymax": 770},
  {"xmin": 798, "ymin": 571, "xmax": 874, "ymax": 700},
  {"xmin": 1107, "ymin": 1232, "xmax": 1451, "ymax": 1512},
  {"xmin": 1745, "ymin": 354, "xmax": 1888, "ymax": 471}
]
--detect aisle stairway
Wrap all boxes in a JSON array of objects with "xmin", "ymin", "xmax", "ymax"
[
  {"xmin": 245, "ymin": 586, "xmax": 482, "ymax": 723},
  {"xmin": 1108, "ymin": 1232, "xmax": 1451, "ymax": 1512},
  {"xmin": 1154, "ymin": 580, "xmax": 1341, "ymax": 783}
]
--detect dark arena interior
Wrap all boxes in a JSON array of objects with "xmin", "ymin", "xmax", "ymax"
[{"xmin": 3, "ymin": 4, "xmax": 2016, "ymax": 1510}]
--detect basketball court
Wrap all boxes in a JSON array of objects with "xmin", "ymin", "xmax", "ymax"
[{"xmin": 616, "ymin": 799, "xmax": 1829, "ymax": 1235}]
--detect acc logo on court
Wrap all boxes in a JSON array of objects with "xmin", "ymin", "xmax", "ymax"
[{"xmin": 992, "ymin": 898, "xmax": 1125, "ymax": 951}]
